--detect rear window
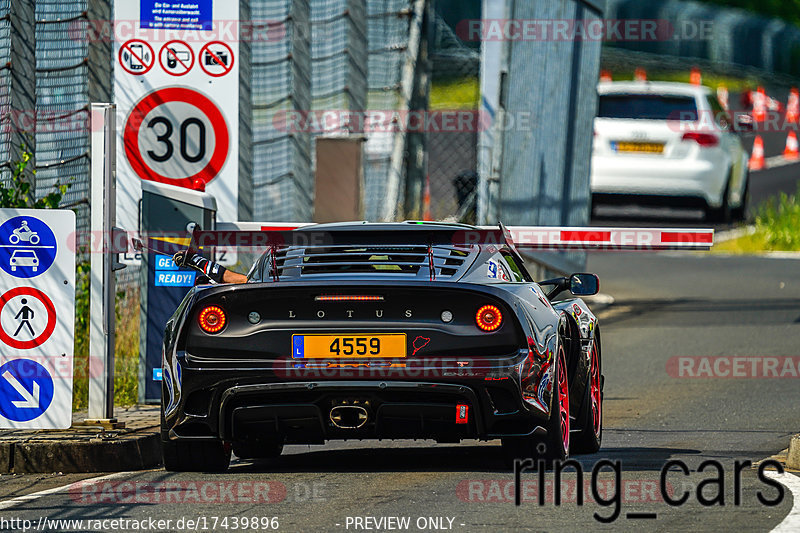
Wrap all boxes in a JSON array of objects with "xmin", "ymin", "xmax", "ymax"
[{"xmin": 598, "ymin": 94, "xmax": 698, "ymax": 121}]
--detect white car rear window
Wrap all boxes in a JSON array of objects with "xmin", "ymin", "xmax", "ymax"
[{"xmin": 598, "ymin": 94, "xmax": 698, "ymax": 121}]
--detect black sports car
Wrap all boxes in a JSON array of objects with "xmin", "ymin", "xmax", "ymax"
[{"xmin": 160, "ymin": 222, "xmax": 603, "ymax": 471}]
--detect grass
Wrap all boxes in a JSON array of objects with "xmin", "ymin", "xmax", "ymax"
[
  {"xmin": 713, "ymin": 185, "xmax": 800, "ymax": 253},
  {"xmin": 72, "ymin": 285, "xmax": 140, "ymax": 410},
  {"xmin": 429, "ymin": 76, "xmax": 480, "ymax": 110}
]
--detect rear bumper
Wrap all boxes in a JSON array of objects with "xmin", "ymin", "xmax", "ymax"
[
  {"xmin": 590, "ymin": 155, "xmax": 727, "ymax": 207},
  {"xmin": 162, "ymin": 354, "xmax": 550, "ymax": 444}
]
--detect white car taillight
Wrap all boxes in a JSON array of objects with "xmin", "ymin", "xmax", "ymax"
[{"xmin": 682, "ymin": 132, "xmax": 719, "ymax": 147}]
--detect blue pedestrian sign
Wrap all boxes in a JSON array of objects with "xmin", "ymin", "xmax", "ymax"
[
  {"xmin": 0, "ymin": 359, "xmax": 55, "ymax": 422},
  {"xmin": 0, "ymin": 216, "xmax": 58, "ymax": 278}
]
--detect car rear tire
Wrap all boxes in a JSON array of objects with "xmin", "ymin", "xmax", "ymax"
[
  {"xmin": 502, "ymin": 341, "xmax": 570, "ymax": 467},
  {"xmin": 571, "ymin": 337, "xmax": 603, "ymax": 454},
  {"xmin": 162, "ymin": 439, "xmax": 231, "ymax": 472},
  {"xmin": 706, "ymin": 175, "xmax": 731, "ymax": 223},
  {"xmin": 731, "ymin": 172, "xmax": 750, "ymax": 222}
]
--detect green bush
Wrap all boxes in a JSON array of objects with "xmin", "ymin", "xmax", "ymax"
[
  {"xmin": 0, "ymin": 147, "xmax": 69, "ymax": 209},
  {"xmin": 714, "ymin": 184, "xmax": 800, "ymax": 253},
  {"xmin": 754, "ymin": 184, "xmax": 800, "ymax": 251}
]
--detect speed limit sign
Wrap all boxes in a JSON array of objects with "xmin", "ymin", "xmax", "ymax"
[{"xmin": 123, "ymin": 87, "xmax": 230, "ymax": 188}]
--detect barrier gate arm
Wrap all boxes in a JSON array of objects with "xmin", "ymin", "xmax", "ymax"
[{"xmin": 157, "ymin": 225, "xmax": 715, "ymax": 252}]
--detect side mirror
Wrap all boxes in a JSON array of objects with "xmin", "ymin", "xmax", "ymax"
[
  {"xmin": 734, "ymin": 113, "xmax": 754, "ymax": 133},
  {"xmin": 570, "ymin": 273, "xmax": 599, "ymax": 296}
]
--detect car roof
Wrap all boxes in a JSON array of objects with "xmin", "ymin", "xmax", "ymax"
[{"xmin": 598, "ymin": 81, "xmax": 710, "ymax": 97}]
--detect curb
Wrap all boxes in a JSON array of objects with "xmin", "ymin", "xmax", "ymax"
[
  {"xmin": 789, "ymin": 434, "xmax": 800, "ymax": 470},
  {"xmin": 714, "ymin": 225, "xmax": 756, "ymax": 244},
  {"xmin": 0, "ymin": 431, "xmax": 161, "ymax": 474}
]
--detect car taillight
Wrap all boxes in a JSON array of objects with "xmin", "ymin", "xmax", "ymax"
[
  {"xmin": 198, "ymin": 306, "xmax": 226, "ymax": 334},
  {"xmin": 475, "ymin": 305, "xmax": 503, "ymax": 332},
  {"xmin": 315, "ymin": 295, "xmax": 384, "ymax": 302},
  {"xmin": 682, "ymin": 132, "xmax": 719, "ymax": 147}
]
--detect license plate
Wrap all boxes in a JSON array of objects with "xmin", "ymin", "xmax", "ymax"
[
  {"xmin": 292, "ymin": 334, "xmax": 407, "ymax": 359},
  {"xmin": 613, "ymin": 141, "xmax": 665, "ymax": 154}
]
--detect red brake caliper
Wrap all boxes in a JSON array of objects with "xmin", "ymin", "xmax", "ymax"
[{"xmin": 558, "ymin": 347, "xmax": 569, "ymax": 452}]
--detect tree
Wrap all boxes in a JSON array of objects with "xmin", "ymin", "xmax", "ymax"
[{"xmin": 702, "ymin": 0, "xmax": 800, "ymax": 28}]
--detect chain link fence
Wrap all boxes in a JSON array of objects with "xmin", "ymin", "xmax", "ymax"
[
  {"xmin": 35, "ymin": 0, "xmax": 90, "ymax": 237},
  {"xmin": 249, "ymin": 0, "xmax": 425, "ymax": 223},
  {"xmin": 605, "ymin": 0, "xmax": 800, "ymax": 80},
  {"xmin": 486, "ymin": 0, "xmax": 603, "ymax": 276},
  {"xmin": 426, "ymin": 13, "xmax": 480, "ymax": 223},
  {"xmin": 251, "ymin": 0, "xmax": 313, "ymax": 223},
  {"xmin": 1, "ymin": 0, "xmax": 800, "ymax": 234},
  {"xmin": 0, "ymin": 0, "xmax": 89, "ymax": 246},
  {"xmin": 0, "ymin": 1, "xmax": 10, "ymax": 185},
  {"xmin": 363, "ymin": 0, "xmax": 422, "ymax": 221}
]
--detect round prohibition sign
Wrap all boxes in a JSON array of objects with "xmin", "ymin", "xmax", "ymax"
[
  {"xmin": 0, "ymin": 287, "xmax": 56, "ymax": 350},
  {"xmin": 123, "ymin": 87, "xmax": 230, "ymax": 189},
  {"xmin": 159, "ymin": 40, "xmax": 195, "ymax": 76},
  {"xmin": 119, "ymin": 39, "xmax": 155, "ymax": 76},
  {"xmin": 199, "ymin": 41, "xmax": 235, "ymax": 77}
]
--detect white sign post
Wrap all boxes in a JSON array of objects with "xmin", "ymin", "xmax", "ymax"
[
  {"xmin": 0, "ymin": 209, "xmax": 76, "ymax": 429},
  {"xmin": 113, "ymin": 1, "xmax": 240, "ymax": 236}
]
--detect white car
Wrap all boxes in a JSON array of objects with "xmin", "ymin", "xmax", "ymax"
[{"xmin": 591, "ymin": 81, "xmax": 750, "ymax": 222}]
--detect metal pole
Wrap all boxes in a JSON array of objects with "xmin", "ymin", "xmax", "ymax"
[{"xmin": 88, "ymin": 103, "xmax": 118, "ymax": 423}]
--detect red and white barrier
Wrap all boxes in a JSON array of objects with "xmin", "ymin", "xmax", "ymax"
[
  {"xmin": 178, "ymin": 225, "xmax": 714, "ymax": 252},
  {"xmin": 499, "ymin": 227, "xmax": 714, "ymax": 251}
]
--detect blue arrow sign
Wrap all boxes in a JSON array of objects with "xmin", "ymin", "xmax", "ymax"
[
  {"xmin": 0, "ymin": 359, "xmax": 55, "ymax": 422},
  {"xmin": 0, "ymin": 216, "xmax": 58, "ymax": 278}
]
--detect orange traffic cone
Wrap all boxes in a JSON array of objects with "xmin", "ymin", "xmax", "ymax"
[
  {"xmin": 423, "ymin": 175, "xmax": 432, "ymax": 221},
  {"xmin": 753, "ymin": 87, "xmax": 767, "ymax": 122},
  {"xmin": 690, "ymin": 67, "xmax": 702, "ymax": 85},
  {"xmin": 634, "ymin": 68, "xmax": 647, "ymax": 82},
  {"xmin": 599, "ymin": 70, "xmax": 612, "ymax": 83},
  {"xmin": 785, "ymin": 131, "xmax": 800, "ymax": 160},
  {"xmin": 749, "ymin": 135, "xmax": 765, "ymax": 170},
  {"xmin": 786, "ymin": 88, "xmax": 799, "ymax": 123}
]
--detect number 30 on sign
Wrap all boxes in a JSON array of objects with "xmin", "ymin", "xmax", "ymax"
[{"xmin": 123, "ymin": 87, "xmax": 230, "ymax": 189}]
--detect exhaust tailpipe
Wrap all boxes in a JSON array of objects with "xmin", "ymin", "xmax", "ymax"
[{"xmin": 330, "ymin": 405, "xmax": 369, "ymax": 429}]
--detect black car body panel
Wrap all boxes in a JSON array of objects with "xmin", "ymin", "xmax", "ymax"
[{"xmin": 161, "ymin": 222, "xmax": 601, "ymax": 451}]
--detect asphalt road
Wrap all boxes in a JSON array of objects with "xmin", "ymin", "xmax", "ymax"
[{"xmin": 0, "ymin": 252, "xmax": 797, "ymax": 532}]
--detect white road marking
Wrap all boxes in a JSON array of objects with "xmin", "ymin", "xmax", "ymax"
[
  {"xmin": 762, "ymin": 155, "xmax": 800, "ymax": 170},
  {"xmin": 0, "ymin": 471, "xmax": 132, "ymax": 511},
  {"xmin": 765, "ymin": 471, "xmax": 800, "ymax": 533}
]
